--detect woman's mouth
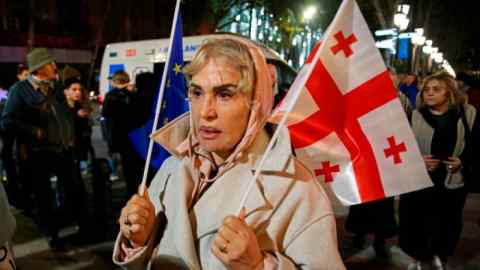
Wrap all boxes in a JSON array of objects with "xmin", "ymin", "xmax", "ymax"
[{"xmin": 199, "ymin": 126, "xmax": 221, "ymax": 140}]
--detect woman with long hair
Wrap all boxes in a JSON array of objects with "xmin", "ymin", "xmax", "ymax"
[{"xmin": 399, "ymin": 72, "xmax": 479, "ymax": 270}]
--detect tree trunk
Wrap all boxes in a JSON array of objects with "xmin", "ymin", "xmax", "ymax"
[
  {"xmin": 422, "ymin": 0, "xmax": 433, "ymax": 36},
  {"xmin": 87, "ymin": 0, "xmax": 111, "ymax": 90},
  {"xmin": 27, "ymin": 0, "xmax": 35, "ymax": 51},
  {"xmin": 371, "ymin": 0, "xmax": 387, "ymax": 29}
]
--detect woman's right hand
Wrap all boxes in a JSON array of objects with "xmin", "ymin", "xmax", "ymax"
[
  {"xmin": 119, "ymin": 191, "xmax": 155, "ymax": 247},
  {"xmin": 424, "ymin": 155, "xmax": 440, "ymax": 172}
]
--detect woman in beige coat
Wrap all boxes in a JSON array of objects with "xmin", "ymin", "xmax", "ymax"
[{"xmin": 112, "ymin": 38, "xmax": 345, "ymax": 270}]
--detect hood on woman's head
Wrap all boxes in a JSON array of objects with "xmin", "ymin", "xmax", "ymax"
[{"xmin": 181, "ymin": 38, "xmax": 273, "ymax": 159}]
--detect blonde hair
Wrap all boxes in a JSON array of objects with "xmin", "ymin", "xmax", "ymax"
[
  {"xmin": 183, "ymin": 38, "xmax": 256, "ymax": 94},
  {"xmin": 417, "ymin": 71, "xmax": 465, "ymax": 109}
]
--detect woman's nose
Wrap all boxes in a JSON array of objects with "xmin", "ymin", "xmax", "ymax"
[{"xmin": 200, "ymin": 96, "xmax": 217, "ymax": 119}]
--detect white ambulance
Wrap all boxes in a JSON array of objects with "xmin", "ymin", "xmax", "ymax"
[{"xmin": 99, "ymin": 33, "xmax": 297, "ymax": 103}]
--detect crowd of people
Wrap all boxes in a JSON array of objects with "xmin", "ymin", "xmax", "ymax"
[
  {"xmin": 0, "ymin": 49, "xmax": 95, "ymax": 251},
  {"xmin": 346, "ymin": 68, "xmax": 480, "ymax": 270},
  {"xmin": 0, "ymin": 48, "xmax": 160, "ymax": 254},
  {"xmin": 0, "ymin": 40, "xmax": 479, "ymax": 270}
]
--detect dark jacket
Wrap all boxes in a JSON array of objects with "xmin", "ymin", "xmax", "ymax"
[
  {"xmin": 102, "ymin": 87, "xmax": 138, "ymax": 153},
  {"xmin": 70, "ymin": 102, "xmax": 93, "ymax": 159},
  {"xmin": 0, "ymin": 78, "xmax": 74, "ymax": 153}
]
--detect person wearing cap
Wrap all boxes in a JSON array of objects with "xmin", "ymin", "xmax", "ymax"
[
  {"xmin": 102, "ymin": 70, "xmax": 144, "ymax": 199},
  {"xmin": 0, "ymin": 48, "xmax": 83, "ymax": 251}
]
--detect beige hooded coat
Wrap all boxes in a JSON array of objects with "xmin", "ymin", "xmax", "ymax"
[{"xmin": 112, "ymin": 114, "xmax": 345, "ymax": 270}]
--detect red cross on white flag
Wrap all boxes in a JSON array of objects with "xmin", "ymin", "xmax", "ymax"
[{"xmin": 270, "ymin": 0, "xmax": 432, "ymax": 205}]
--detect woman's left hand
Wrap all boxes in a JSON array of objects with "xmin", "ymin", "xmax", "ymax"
[
  {"xmin": 211, "ymin": 208, "xmax": 264, "ymax": 270},
  {"xmin": 443, "ymin": 157, "xmax": 462, "ymax": 173}
]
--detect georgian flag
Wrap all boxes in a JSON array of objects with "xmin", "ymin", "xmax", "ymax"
[{"xmin": 270, "ymin": 0, "xmax": 432, "ymax": 205}]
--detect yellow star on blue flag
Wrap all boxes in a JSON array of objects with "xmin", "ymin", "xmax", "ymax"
[{"xmin": 173, "ymin": 63, "xmax": 182, "ymax": 75}]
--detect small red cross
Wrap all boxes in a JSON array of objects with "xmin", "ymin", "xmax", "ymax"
[
  {"xmin": 384, "ymin": 136, "xmax": 407, "ymax": 164},
  {"xmin": 315, "ymin": 161, "xmax": 340, "ymax": 183},
  {"xmin": 330, "ymin": 31, "xmax": 358, "ymax": 58}
]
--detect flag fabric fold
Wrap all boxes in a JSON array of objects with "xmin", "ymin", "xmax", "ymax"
[
  {"xmin": 128, "ymin": 10, "xmax": 188, "ymax": 169},
  {"xmin": 271, "ymin": 0, "xmax": 432, "ymax": 205}
]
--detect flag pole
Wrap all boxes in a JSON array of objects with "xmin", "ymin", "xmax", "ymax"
[
  {"xmin": 235, "ymin": 4, "xmax": 345, "ymax": 214},
  {"xmin": 139, "ymin": 0, "xmax": 182, "ymax": 196},
  {"xmin": 235, "ymin": 53, "xmax": 322, "ymax": 215}
]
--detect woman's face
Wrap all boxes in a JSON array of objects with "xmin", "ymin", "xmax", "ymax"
[
  {"xmin": 64, "ymin": 83, "xmax": 83, "ymax": 102},
  {"xmin": 405, "ymin": 75, "xmax": 416, "ymax": 85},
  {"xmin": 17, "ymin": 70, "xmax": 29, "ymax": 81},
  {"xmin": 422, "ymin": 79, "xmax": 449, "ymax": 110},
  {"xmin": 189, "ymin": 57, "xmax": 253, "ymax": 159}
]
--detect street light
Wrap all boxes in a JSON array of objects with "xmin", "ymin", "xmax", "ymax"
[
  {"xmin": 303, "ymin": 6, "xmax": 317, "ymax": 22},
  {"xmin": 300, "ymin": 5, "xmax": 317, "ymax": 67},
  {"xmin": 423, "ymin": 39, "xmax": 433, "ymax": 54},
  {"xmin": 411, "ymin": 27, "xmax": 426, "ymax": 73},
  {"xmin": 411, "ymin": 28, "xmax": 425, "ymax": 45},
  {"xmin": 433, "ymin": 52, "xmax": 443, "ymax": 64},
  {"xmin": 394, "ymin": 4, "xmax": 410, "ymax": 31},
  {"xmin": 392, "ymin": 3, "xmax": 410, "ymax": 68},
  {"xmin": 423, "ymin": 44, "xmax": 438, "ymax": 73}
]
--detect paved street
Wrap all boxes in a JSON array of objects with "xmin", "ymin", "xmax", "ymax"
[{"xmin": 9, "ymin": 125, "xmax": 480, "ymax": 269}]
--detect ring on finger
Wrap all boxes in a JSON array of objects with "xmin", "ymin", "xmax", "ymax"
[{"xmin": 219, "ymin": 243, "xmax": 228, "ymax": 253}]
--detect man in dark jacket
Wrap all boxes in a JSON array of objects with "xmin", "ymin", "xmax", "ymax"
[
  {"xmin": 0, "ymin": 48, "xmax": 84, "ymax": 251},
  {"xmin": 102, "ymin": 70, "xmax": 144, "ymax": 198},
  {"xmin": 0, "ymin": 64, "xmax": 29, "ymax": 210}
]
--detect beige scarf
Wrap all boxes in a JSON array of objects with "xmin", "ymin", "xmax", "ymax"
[{"xmin": 174, "ymin": 38, "xmax": 273, "ymax": 206}]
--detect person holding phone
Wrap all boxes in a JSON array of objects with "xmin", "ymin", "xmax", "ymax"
[{"xmin": 399, "ymin": 72, "xmax": 479, "ymax": 270}]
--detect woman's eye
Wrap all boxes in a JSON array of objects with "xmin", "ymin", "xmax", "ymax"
[
  {"xmin": 189, "ymin": 88, "xmax": 203, "ymax": 98},
  {"xmin": 218, "ymin": 90, "xmax": 234, "ymax": 100}
]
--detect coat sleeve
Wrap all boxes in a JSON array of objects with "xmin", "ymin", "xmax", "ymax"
[
  {"xmin": 0, "ymin": 183, "xmax": 15, "ymax": 246},
  {"xmin": 101, "ymin": 93, "xmax": 117, "ymax": 152},
  {"xmin": 460, "ymin": 106, "xmax": 479, "ymax": 169},
  {"xmin": 1, "ymin": 86, "xmax": 39, "ymax": 137},
  {"xmin": 112, "ymin": 157, "xmax": 178, "ymax": 270},
  {"xmin": 274, "ymin": 214, "xmax": 346, "ymax": 270}
]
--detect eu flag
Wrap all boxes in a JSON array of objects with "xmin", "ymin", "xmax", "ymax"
[{"xmin": 129, "ymin": 11, "xmax": 188, "ymax": 169}]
